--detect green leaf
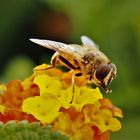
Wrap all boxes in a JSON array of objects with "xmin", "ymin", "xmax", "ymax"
[{"xmin": 0, "ymin": 121, "xmax": 68, "ymax": 140}]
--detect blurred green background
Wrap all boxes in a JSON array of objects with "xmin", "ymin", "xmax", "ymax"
[{"xmin": 0, "ymin": 0, "xmax": 140, "ymax": 139}]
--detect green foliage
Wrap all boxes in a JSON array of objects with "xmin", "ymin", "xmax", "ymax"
[
  {"xmin": 0, "ymin": 55, "xmax": 34, "ymax": 83},
  {"xmin": 0, "ymin": 121, "xmax": 68, "ymax": 140}
]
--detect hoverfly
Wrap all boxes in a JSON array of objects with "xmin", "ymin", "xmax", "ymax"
[{"xmin": 30, "ymin": 36, "xmax": 117, "ymax": 93}]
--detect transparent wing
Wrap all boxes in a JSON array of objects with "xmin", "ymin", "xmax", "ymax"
[
  {"xmin": 81, "ymin": 35, "xmax": 99, "ymax": 49},
  {"xmin": 30, "ymin": 38, "xmax": 84, "ymax": 61}
]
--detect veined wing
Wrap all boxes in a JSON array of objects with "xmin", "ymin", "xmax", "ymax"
[
  {"xmin": 30, "ymin": 38, "xmax": 84, "ymax": 61},
  {"xmin": 81, "ymin": 35, "xmax": 99, "ymax": 49}
]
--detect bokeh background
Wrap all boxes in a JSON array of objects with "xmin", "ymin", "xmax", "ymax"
[{"xmin": 0, "ymin": 0, "xmax": 140, "ymax": 139}]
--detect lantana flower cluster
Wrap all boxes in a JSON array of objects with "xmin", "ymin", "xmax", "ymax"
[{"xmin": 0, "ymin": 64, "xmax": 123, "ymax": 140}]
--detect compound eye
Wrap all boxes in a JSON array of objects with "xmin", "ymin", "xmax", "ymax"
[{"xmin": 95, "ymin": 64, "xmax": 111, "ymax": 80}]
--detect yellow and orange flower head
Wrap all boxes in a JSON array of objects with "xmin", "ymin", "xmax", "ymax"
[{"xmin": 0, "ymin": 64, "xmax": 123, "ymax": 140}]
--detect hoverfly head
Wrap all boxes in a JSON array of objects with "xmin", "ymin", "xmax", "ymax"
[{"xmin": 93, "ymin": 63, "xmax": 117, "ymax": 93}]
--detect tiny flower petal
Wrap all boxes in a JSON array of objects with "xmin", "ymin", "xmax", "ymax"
[
  {"xmin": 108, "ymin": 118, "xmax": 122, "ymax": 132},
  {"xmin": 33, "ymin": 74, "xmax": 62, "ymax": 96},
  {"xmin": 34, "ymin": 63, "xmax": 50, "ymax": 71},
  {"xmin": 93, "ymin": 109, "xmax": 121, "ymax": 133},
  {"xmin": 0, "ymin": 105, "xmax": 5, "ymax": 115},
  {"xmin": 83, "ymin": 103, "xmax": 101, "ymax": 123},
  {"xmin": 100, "ymin": 98, "xmax": 123, "ymax": 118},
  {"xmin": 53, "ymin": 113, "xmax": 71, "ymax": 134},
  {"xmin": 58, "ymin": 87, "xmax": 74, "ymax": 109},
  {"xmin": 34, "ymin": 75, "xmax": 51, "ymax": 96},
  {"xmin": 73, "ymin": 87, "xmax": 103, "ymax": 111},
  {"xmin": 22, "ymin": 95, "xmax": 61, "ymax": 124},
  {"xmin": 114, "ymin": 110, "xmax": 123, "ymax": 118}
]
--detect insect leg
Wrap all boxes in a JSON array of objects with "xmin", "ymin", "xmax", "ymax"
[
  {"xmin": 72, "ymin": 72, "xmax": 75, "ymax": 93},
  {"xmin": 57, "ymin": 55, "xmax": 79, "ymax": 102},
  {"xmin": 33, "ymin": 52, "xmax": 59, "ymax": 71},
  {"xmin": 69, "ymin": 72, "xmax": 75, "ymax": 103},
  {"xmin": 50, "ymin": 52, "xmax": 60, "ymax": 68}
]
